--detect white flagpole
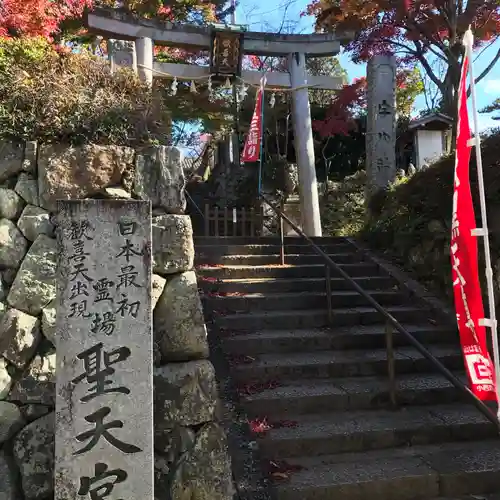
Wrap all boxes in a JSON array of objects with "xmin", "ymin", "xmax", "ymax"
[
  {"xmin": 257, "ymin": 74, "xmax": 267, "ymax": 195},
  {"xmin": 463, "ymin": 29, "xmax": 500, "ymax": 416}
]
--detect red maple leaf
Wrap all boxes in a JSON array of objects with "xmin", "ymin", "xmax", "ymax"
[
  {"xmin": 313, "ymin": 78, "xmax": 366, "ymax": 138},
  {"xmin": 249, "ymin": 417, "xmax": 272, "ymax": 434},
  {"xmin": 0, "ymin": 0, "xmax": 92, "ymax": 40}
]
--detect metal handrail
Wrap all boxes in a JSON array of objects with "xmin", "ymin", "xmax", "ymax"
[
  {"xmin": 261, "ymin": 193, "xmax": 500, "ymax": 429},
  {"xmin": 185, "ymin": 191, "xmax": 205, "ymax": 220}
]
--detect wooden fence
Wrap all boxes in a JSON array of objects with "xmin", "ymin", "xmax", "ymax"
[{"xmin": 203, "ymin": 204, "xmax": 265, "ymax": 237}]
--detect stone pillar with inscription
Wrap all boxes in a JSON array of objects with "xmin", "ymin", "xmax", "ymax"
[
  {"xmin": 0, "ymin": 140, "xmax": 232, "ymax": 499},
  {"xmin": 54, "ymin": 200, "xmax": 153, "ymax": 500},
  {"xmin": 108, "ymin": 39, "xmax": 137, "ymax": 73},
  {"xmin": 365, "ymin": 55, "xmax": 397, "ymax": 198}
]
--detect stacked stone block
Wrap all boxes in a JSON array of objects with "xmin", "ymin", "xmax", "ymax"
[{"xmin": 0, "ymin": 141, "xmax": 232, "ymax": 500}]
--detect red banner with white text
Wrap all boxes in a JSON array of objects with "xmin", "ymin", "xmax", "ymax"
[
  {"xmin": 451, "ymin": 55, "xmax": 496, "ymax": 401},
  {"xmin": 241, "ymin": 87, "xmax": 263, "ymax": 163}
]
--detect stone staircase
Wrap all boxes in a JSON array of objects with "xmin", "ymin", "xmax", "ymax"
[{"xmin": 195, "ymin": 236, "xmax": 500, "ymax": 500}]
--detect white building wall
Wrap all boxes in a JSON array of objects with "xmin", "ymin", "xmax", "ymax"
[{"xmin": 415, "ymin": 129, "xmax": 445, "ymax": 169}]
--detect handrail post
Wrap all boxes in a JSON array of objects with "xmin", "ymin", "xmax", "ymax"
[
  {"xmin": 279, "ymin": 199, "xmax": 285, "ymax": 265},
  {"xmin": 325, "ymin": 265, "xmax": 333, "ymax": 325},
  {"xmin": 204, "ymin": 204, "xmax": 209, "ymax": 236},
  {"xmin": 385, "ymin": 321, "xmax": 397, "ymax": 409}
]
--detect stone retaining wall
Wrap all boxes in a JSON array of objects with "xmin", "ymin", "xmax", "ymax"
[{"xmin": 0, "ymin": 141, "xmax": 233, "ymax": 499}]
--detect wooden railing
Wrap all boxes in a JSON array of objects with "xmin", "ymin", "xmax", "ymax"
[{"xmin": 203, "ymin": 204, "xmax": 265, "ymax": 237}]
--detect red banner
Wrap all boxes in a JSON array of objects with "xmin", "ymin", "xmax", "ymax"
[
  {"xmin": 451, "ymin": 55, "xmax": 496, "ymax": 400},
  {"xmin": 241, "ymin": 87, "xmax": 263, "ymax": 163}
]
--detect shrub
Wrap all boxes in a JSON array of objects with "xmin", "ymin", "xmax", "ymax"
[
  {"xmin": 320, "ymin": 170, "xmax": 366, "ymax": 236},
  {"xmin": 0, "ymin": 37, "xmax": 171, "ymax": 146},
  {"xmin": 362, "ymin": 130, "xmax": 500, "ymax": 301}
]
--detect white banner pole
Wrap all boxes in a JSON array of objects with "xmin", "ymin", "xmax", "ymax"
[{"xmin": 463, "ymin": 29, "xmax": 500, "ymax": 416}]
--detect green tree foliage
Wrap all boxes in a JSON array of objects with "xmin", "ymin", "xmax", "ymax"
[
  {"xmin": 481, "ymin": 99, "xmax": 500, "ymax": 120},
  {"xmin": 396, "ymin": 67, "xmax": 425, "ymax": 118}
]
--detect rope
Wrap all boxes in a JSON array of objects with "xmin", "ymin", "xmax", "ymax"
[
  {"xmin": 144, "ymin": 64, "xmax": 214, "ymax": 81},
  {"xmin": 137, "ymin": 63, "xmax": 327, "ymax": 92},
  {"xmin": 238, "ymin": 77, "xmax": 323, "ymax": 92}
]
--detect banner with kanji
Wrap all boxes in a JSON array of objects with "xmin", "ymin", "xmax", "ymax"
[
  {"xmin": 241, "ymin": 86, "xmax": 263, "ymax": 163},
  {"xmin": 451, "ymin": 53, "xmax": 496, "ymax": 401}
]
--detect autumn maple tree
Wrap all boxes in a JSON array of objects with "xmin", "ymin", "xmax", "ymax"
[
  {"xmin": 0, "ymin": 0, "xmax": 230, "ymax": 41},
  {"xmin": 118, "ymin": 0, "xmax": 231, "ymax": 23},
  {"xmin": 0, "ymin": 0, "xmax": 95, "ymax": 39},
  {"xmin": 306, "ymin": 0, "xmax": 500, "ymax": 119}
]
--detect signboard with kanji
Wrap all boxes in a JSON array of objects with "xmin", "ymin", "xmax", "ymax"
[{"xmin": 209, "ymin": 30, "xmax": 243, "ymax": 80}]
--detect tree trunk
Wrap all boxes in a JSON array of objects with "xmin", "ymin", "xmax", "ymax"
[{"xmin": 442, "ymin": 54, "xmax": 461, "ymax": 152}]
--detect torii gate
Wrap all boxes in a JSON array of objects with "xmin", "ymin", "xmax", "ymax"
[{"xmin": 85, "ymin": 8, "xmax": 352, "ymax": 237}]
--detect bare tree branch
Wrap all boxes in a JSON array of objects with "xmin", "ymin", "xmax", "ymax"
[
  {"xmin": 413, "ymin": 41, "xmax": 446, "ymax": 91},
  {"xmin": 394, "ymin": 21, "xmax": 448, "ymax": 62},
  {"xmin": 474, "ymin": 45, "xmax": 500, "ymax": 86},
  {"xmin": 405, "ymin": 16, "xmax": 449, "ymax": 57},
  {"xmin": 474, "ymin": 38, "xmax": 497, "ymax": 62},
  {"xmin": 420, "ymin": 40, "xmax": 448, "ymax": 63}
]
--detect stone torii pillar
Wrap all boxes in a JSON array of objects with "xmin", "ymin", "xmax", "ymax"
[
  {"xmin": 288, "ymin": 52, "xmax": 322, "ymax": 236},
  {"xmin": 136, "ymin": 37, "xmax": 154, "ymax": 86},
  {"xmin": 85, "ymin": 8, "xmax": 353, "ymax": 237}
]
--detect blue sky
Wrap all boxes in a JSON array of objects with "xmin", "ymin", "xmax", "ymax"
[{"xmin": 236, "ymin": 0, "xmax": 500, "ymax": 131}]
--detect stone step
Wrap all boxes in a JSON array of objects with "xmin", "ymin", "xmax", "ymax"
[
  {"xmin": 240, "ymin": 372, "xmax": 467, "ymax": 417},
  {"xmin": 195, "ymin": 242, "xmax": 354, "ymax": 256},
  {"xmin": 194, "ymin": 236, "xmax": 348, "ymax": 246},
  {"xmin": 195, "ymin": 253, "xmax": 365, "ymax": 266},
  {"xmin": 203, "ymin": 290, "xmax": 406, "ymax": 313},
  {"xmin": 255, "ymin": 404, "xmax": 496, "ymax": 459},
  {"xmin": 198, "ymin": 275, "xmax": 396, "ymax": 294},
  {"xmin": 215, "ymin": 305, "xmax": 432, "ymax": 331},
  {"xmin": 434, "ymin": 496, "xmax": 500, "ymax": 499},
  {"xmin": 222, "ymin": 324, "xmax": 457, "ymax": 356},
  {"xmin": 196, "ymin": 262, "xmax": 381, "ymax": 280},
  {"xmin": 268, "ymin": 440, "xmax": 500, "ymax": 500},
  {"xmin": 230, "ymin": 345, "xmax": 463, "ymax": 382}
]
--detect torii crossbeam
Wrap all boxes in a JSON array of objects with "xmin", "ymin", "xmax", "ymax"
[{"xmin": 85, "ymin": 8, "xmax": 353, "ymax": 236}]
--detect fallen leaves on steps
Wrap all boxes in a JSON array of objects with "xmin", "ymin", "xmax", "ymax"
[
  {"xmin": 266, "ymin": 459, "xmax": 306, "ymax": 481},
  {"xmin": 227, "ymin": 354, "xmax": 256, "ymax": 367},
  {"xmin": 249, "ymin": 417, "xmax": 299, "ymax": 435},
  {"xmin": 237, "ymin": 379, "xmax": 281, "ymax": 396}
]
